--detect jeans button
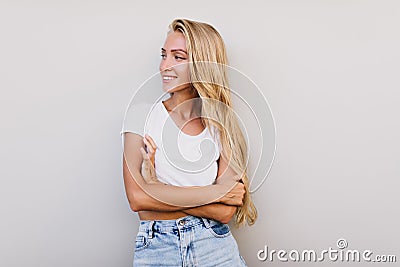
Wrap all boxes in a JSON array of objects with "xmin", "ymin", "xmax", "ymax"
[{"xmin": 179, "ymin": 220, "xmax": 185, "ymax": 226}]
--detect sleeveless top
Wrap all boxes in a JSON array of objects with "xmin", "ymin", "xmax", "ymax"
[{"xmin": 121, "ymin": 100, "xmax": 221, "ymax": 186}]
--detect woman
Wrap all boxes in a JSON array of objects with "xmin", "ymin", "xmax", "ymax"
[{"xmin": 122, "ymin": 19, "xmax": 257, "ymax": 266}]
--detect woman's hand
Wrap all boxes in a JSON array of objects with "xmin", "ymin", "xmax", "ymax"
[
  {"xmin": 216, "ymin": 175, "xmax": 246, "ymax": 206},
  {"xmin": 140, "ymin": 134, "xmax": 161, "ymax": 184},
  {"xmin": 219, "ymin": 183, "xmax": 245, "ymax": 206},
  {"xmin": 143, "ymin": 134, "xmax": 156, "ymax": 166}
]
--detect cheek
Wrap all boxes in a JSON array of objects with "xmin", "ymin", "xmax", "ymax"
[{"xmin": 176, "ymin": 65, "xmax": 190, "ymax": 80}]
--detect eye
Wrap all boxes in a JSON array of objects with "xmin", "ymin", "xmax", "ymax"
[
  {"xmin": 161, "ymin": 54, "xmax": 166, "ymax": 59},
  {"xmin": 175, "ymin": 55, "xmax": 186, "ymax": 60}
]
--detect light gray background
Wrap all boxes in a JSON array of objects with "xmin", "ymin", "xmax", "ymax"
[{"xmin": 1, "ymin": 1, "xmax": 399, "ymax": 266}]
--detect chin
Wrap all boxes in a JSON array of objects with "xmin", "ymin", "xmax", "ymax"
[
  {"xmin": 162, "ymin": 83, "xmax": 184, "ymax": 93},
  {"xmin": 162, "ymin": 85, "xmax": 176, "ymax": 93}
]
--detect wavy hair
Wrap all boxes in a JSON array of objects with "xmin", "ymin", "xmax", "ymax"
[{"xmin": 169, "ymin": 18, "xmax": 257, "ymax": 227}]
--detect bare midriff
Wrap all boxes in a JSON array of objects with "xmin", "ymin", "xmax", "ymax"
[{"xmin": 138, "ymin": 210, "xmax": 188, "ymax": 220}]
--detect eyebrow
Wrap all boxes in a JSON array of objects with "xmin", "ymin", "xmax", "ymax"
[{"xmin": 161, "ymin": 48, "xmax": 187, "ymax": 54}]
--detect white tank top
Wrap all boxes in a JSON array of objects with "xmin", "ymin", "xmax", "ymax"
[{"xmin": 121, "ymin": 100, "xmax": 221, "ymax": 186}]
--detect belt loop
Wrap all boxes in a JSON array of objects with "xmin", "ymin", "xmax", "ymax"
[
  {"xmin": 201, "ymin": 217, "xmax": 210, "ymax": 229},
  {"xmin": 148, "ymin": 220, "xmax": 155, "ymax": 239}
]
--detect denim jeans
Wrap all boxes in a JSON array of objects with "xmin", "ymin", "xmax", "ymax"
[{"xmin": 133, "ymin": 215, "xmax": 247, "ymax": 266}]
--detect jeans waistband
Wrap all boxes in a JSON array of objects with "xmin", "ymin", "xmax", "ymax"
[{"xmin": 138, "ymin": 215, "xmax": 216, "ymax": 234}]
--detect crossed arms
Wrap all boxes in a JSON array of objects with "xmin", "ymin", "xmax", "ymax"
[{"xmin": 122, "ymin": 132, "xmax": 245, "ymax": 224}]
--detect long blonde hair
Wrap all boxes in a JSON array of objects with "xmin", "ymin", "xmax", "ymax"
[{"xmin": 169, "ymin": 18, "xmax": 257, "ymax": 227}]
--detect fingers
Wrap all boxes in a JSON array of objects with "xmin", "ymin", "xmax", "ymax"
[
  {"xmin": 232, "ymin": 182, "xmax": 245, "ymax": 192},
  {"xmin": 232, "ymin": 182, "xmax": 245, "ymax": 205},
  {"xmin": 224, "ymin": 194, "xmax": 244, "ymax": 206},
  {"xmin": 140, "ymin": 147, "xmax": 150, "ymax": 160},
  {"xmin": 219, "ymin": 181, "xmax": 246, "ymax": 206},
  {"xmin": 145, "ymin": 134, "xmax": 157, "ymax": 149},
  {"xmin": 143, "ymin": 134, "xmax": 157, "ymax": 155},
  {"xmin": 140, "ymin": 146, "xmax": 157, "ymax": 183}
]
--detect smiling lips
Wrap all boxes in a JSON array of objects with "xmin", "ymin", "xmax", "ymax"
[{"xmin": 162, "ymin": 75, "xmax": 177, "ymax": 82}]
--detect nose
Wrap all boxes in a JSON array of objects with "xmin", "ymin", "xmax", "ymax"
[{"xmin": 160, "ymin": 55, "xmax": 173, "ymax": 72}]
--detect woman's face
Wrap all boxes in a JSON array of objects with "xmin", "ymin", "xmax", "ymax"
[{"xmin": 160, "ymin": 31, "xmax": 191, "ymax": 93}]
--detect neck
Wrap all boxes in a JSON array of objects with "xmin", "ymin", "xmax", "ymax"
[{"xmin": 167, "ymin": 87, "xmax": 201, "ymax": 118}]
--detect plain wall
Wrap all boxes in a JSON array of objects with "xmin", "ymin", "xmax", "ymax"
[{"xmin": 1, "ymin": 1, "xmax": 399, "ymax": 266}]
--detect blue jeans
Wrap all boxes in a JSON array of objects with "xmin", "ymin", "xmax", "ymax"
[{"xmin": 133, "ymin": 215, "xmax": 247, "ymax": 266}]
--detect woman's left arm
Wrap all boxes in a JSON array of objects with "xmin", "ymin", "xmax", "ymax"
[{"xmin": 181, "ymin": 203, "xmax": 237, "ymax": 224}]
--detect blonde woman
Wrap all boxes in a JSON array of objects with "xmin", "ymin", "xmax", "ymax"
[{"xmin": 122, "ymin": 19, "xmax": 257, "ymax": 266}]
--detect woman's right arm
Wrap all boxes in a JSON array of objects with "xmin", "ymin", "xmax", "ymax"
[{"xmin": 123, "ymin": 132, "xmax": 244, "ymax": 212}]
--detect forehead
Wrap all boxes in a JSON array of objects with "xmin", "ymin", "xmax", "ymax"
[{"xmin": 163, "ymin": 31, "xmax": 186, "ymax": 50}]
